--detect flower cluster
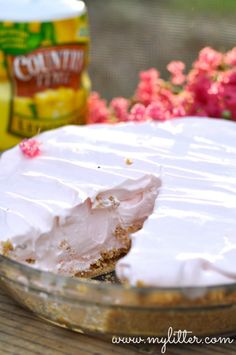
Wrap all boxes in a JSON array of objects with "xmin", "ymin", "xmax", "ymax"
[{"xmin": 87, "ymin": 47, "xmax": 236, "ymax": 123}]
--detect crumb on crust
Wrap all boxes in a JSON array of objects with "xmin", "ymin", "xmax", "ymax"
[
  {"xmin": 25, "ymin": 258, "xmax": 36, "ymax": 264},
  {"xmin": 1, "ymin": 240, "xmax": 14, "ymax": 256},
  {"xmin": 59, "ymin": 240, "xmax": 71, "ymax": 251},
  {"xmin": 114, "ymin": 223, "xmax": 141, "ymax": 245},
  {"xmin": 125, "ymin": 158, "xmax": 133, "ymax": 165}
]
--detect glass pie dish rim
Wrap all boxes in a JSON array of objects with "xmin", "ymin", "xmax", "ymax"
[
  {"xmin": 2, "ymin": 252, "xmax": 236, "ymax": 338},
  {"xmin": 1, "ymin": 253, "xmax": 236, "ymax": 307}
]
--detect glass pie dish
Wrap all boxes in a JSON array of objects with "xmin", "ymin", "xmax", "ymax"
[{"xmin": 1, "ymin": 254, "xmax": 236, "ymax": 337}]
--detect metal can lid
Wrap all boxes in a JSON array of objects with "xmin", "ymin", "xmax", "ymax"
[{"xmin": 0, "ymin": 0, "xmax": 86, "ymax": 22}]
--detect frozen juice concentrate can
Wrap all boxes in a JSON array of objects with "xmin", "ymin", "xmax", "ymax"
[{"xmin": 0, "ymin": 0, "xmax": 90, "ymax": 150}]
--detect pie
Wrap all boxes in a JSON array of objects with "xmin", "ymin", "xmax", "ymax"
[{"xmin": 1, "ymin": 117, "xmax": 236, "ymax": 288}]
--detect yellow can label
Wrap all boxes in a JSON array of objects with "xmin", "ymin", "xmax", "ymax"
[{"xmin": 0, "ymin": 15, "xmax": 90, "ymax": 149}]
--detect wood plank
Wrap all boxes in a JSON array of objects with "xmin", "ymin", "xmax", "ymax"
[{"xmin": 0, "ymin": 288, "xmax": 235, "ymax": 355}]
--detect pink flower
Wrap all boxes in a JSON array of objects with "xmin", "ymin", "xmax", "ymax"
[
  {"xmin": 187, "ymin": 71, "xmax": 212, "ymax": 105},
  {"xmin": 128, "ymin": 103, "xmax": 146, "ymax": 121},
  {"xmin": 221, "ymin": 70, "xmax": 236, "ymax": 120},
  {"xmin": 167, "ymin": 61, "xmax": 186, "ymax": 85},
  {"xmin": 225, "ymin": 48, "xmax": 236, "ymax": 66},
  {"xmin": 87, "ymin": 92, "xmax": 109, "ymax": 124},
  {"xmin": 172, "ymin": 105, "xmax": 187, "ymax": 117},
  {"xmin": 145, "ymin": 102, "xmax": 170, "ymax": 121},
  {"xmin": 193, "ymin": 47, "xmax": 223, "ymax": 72},
  {"xmin": 172, "ymin": 92, "xmax": 192, "ymax": 117},
  {"xmin": 110, "ymin": 97, "xmax": 129, "ymax": 121},
  {"xmin": 20, "ymin": 139, "xmax": 41, "ymax": 158},
  {"xmin": 135, "ymin": 68, "xmax": 160, "ymax": 105},
  {"xmin": 222, "ymin": 70, "xmax": 236, "ymax": 85},
  {"xmin": 139, "ymin": 68, "xmax": 160, "ymax": 82},
  {"xmin": 187, "ymin": 79, "xmax": 223, "ymax": 118}
]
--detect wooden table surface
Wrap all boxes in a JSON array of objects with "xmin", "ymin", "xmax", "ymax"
[{"xmin": 0, "ymin": 287, "xmax": 235, "ymax": 355}]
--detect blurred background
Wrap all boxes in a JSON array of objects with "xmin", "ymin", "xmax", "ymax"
[{"xmin": 84, "ymin": 0, "xmax": 236, "ymax": 100}]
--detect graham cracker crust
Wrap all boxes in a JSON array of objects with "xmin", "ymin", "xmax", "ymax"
[
  {"xmin": 1, "ymin": 222, "xmax": 141, "ymax": 279},
  {"xmin": 53, "ymin": 222, "xmax": 141, "ymax": 278},
  {"xmin": 74, "ymin": 223, "xmax": 140, "ymax": 278},
  {"xmin": 74, "ymin": 247, "xmax": 129, "ymax": 278}
]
